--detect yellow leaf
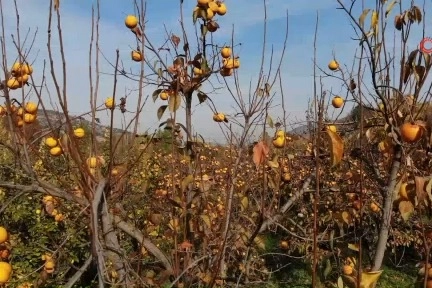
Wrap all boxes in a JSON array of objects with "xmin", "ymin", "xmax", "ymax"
[
  {"xmin": 168, "ymin": 92, "xmax": 181, "ymax": 112},
  {"xmin": 326, "ymin": 128, "xmax": 344, "ymax": 167},
  {"xmin": 398, "ymin": 200, "xmax": 414, "ymax": 221},
  {"xmin": 337, "ymin": 276, "xmax": 344, "ymax": 288},
  {"xmin": 371, "ymin": 10, "xmax": 379, "ymax": 35},
  {"xmin": 240, "ymin": 233, "xmax": 249, "ymax": 245},
  {"xmin": 348, "ymin": 243, "xmax": 359, "ymax": 252},
  {"xmin": 240, "ymin": 196, "xmax": 249, "ymax": 212},
  {"xmin": 385, "ymin": 0, "xmax": 398, "ymax": 17},
  {"xmin": 168, "ymin": 218, "xmax": 180, "ymax": 231},
  {"xmin": 342, "ymin": 211, "xmax": 352, "ymax": 225},
  {"xmin": 360, "ymin": 270, "xmax": 383, "ymax": 288},
  {"xmin": 267, "ymin": 155, "xmax": 279, "ymax": 168},
  {"xmin": 181, "ymin": 175, "xmax": 194, "ymax": 192},
  {"xmin": 359, "ymin": 9, "xmax": 371, "ymax": 28},
  {"xmin": 347, "ymin": 257, "xmax": 357, "ymax": 266},
  {"xmin": 200, "ymin": 272, "xmax": 212, "ymax": 284},
  {"xmin": 149, "ymin": 230, "xmax": 159, "ymax": 237},
  {"xmin": 254, "ymin": 235, "xmax": 266, "ymax": 250},
  {"xmin": 200, "ymin": 214, "xmax": 211, "ymax": 228}
]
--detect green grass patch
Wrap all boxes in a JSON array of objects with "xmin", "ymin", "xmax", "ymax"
[{"xmin": 246, "ymin": 264, "xmax": 417, "ymax": 287}]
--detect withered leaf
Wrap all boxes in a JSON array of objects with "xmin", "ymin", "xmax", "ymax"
[
  {"xmin": 414, "ymin": 65, "xmax": 426, "ymax": 82},
  {"xmin": 192, "ymin": 60, "xmax": 201, "ymax": 69},
  {"xmin": 359, "ymin": 9, "xmax": 371, "ymax": 28},
  {"xmin": 407, "ymin": 49, "xmax": 419, "ymax": 66},
  {"xmin": 326, "ymin": 129, "xmax": 344, "ymax": 167},
  {"xmin": 149, "ymin": 214, "xmax": 162, "ymax": 225},
  {"xmin": 394, "ymin": 14, "xmax": 403, "ymax": 30},
  {"xmin": 44, "ymin": 201, "xmax": 55, "ymax": 215},
  {"xmin": 157, "ymin": 105, "xmax": 168, "ymax": 120},
  {"xmin": 171, "ymin": 34, "xmax": 181, "ymax": 48},
  {"xmin": 341, "ymin": 211, "xmax": 352, "ymax": 225},
  {"xmin": 131, "ymin": 26, "xmax": 142, "ymax": 38},
  {"xmin": 385, "ymin": 0, "xmax": 397, "ymax": 17},
  {"xmin": 152, "ymin": 89, "xmax": 163, "ymax": 102},
  {"xmin": 173, "ymin": 57, "xmax": 185, "ymax": 67},
  {"xmin": 181, "ymin": 175, "xmax": 194, "ymax": 192},
  {"xmin": 349, "ymin": 79, "xmax": 357, "ymax": 91},
  {"xmin": 411, "ymin": 6, "xmax": 422, "ymax": 23},
  {"xmin": 240, "ymin": 196, "xmax": 249, "ymax": 212},
  {"xmin": 341, "ymin": 275, "xmax": 357, "ymax": 288},
  {"xmin": 399, "ymin": 200, "xmax": 414, "ymax": 221},
  {"xmin": 403, "ymin": 64, "xmax": 411, "ymax": 83},
  {"xmin": 252, "ymin": 141, "xmax": 269, "ymax": 168},
  {"xmin": 415, "ymin": 176, "xmax": 426, "ymax": 204},
  {"xmin": 266, "ymin": 115, "xmax": 274, "ymax": 128},
  {"xmin": 168, "ymin": 92, "xmax": 181, "ymax": 112},
  {"xmin": 179, "ymin": 241, "xmax": 193, "ymax": 250},
  {"xmin": 197, "ymin": 92, "xmax": 207, "ymax": 104},
  {"xmin": 200, "ymin": 215, "xmax": 211, "ymax": 228}
]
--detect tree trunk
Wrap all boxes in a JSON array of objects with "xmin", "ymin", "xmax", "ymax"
[
  {"xmin": 185, "ymin": 92, "xmax": 193, "ymax": 163},
  {"xmin": 101, "ymin": 201, "xmax": 128, "ymax": 284},
  {"xmin": 184, "ymin": 92, "xmax": 194, "ymax": 242},
  {"xmin": 372, "ymin": 144, "xmax": 402, "ymax": 271}
]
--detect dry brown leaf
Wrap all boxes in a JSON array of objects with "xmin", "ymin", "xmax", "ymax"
[
  {"xmin": 149, "ymin": 213, "xmax": 162, "ymax": 225},
  {"xmin": 44, "ymin": 201, "xmax": 55, "ymax": 216},
  {"xmin": 399, "ymin": 200, "xmax": 414, "ymax": 221},
  {"xmin": 252, "ymin": 141, "xmax": 269, "ymax": 168},
  {"xmin": 394, "ymin": 14, "xmax": 403, "ymax": 30},
  {"xmin": 171, "ymin": 34, "xmax": 181, "ymax": 48},
  {"xmin": 403, "ymin": 64, "xmax": 411, "ymax": 83},
  {"xmin": 414, "ymin": 65, "xmax": 426, "ymax": 82},
  {"xmin": 326, "ymin": 129, "xmax": 344, "ymax": 167},
  {"xmin": 342, "ymin": 211, "xmax": 352, "ymax": 225},
  {"xmin": 415, "ymin": 176, "xmax": 427, "ymax": 204},
  {"xmin": 405, "ymin": 95, "xmax": 414, "ymax": 106},
  {"xmin": 414, "ymin": 120, "xmax": 428, "ymax": 130},
  {"xmin": 54, "ymin": 0, "xmax": 59, "ymax": 10},
  {"xmin": 131, "ymin": 26, "xmax": 142, "ymax": 38},
  {"xmin": 179, "ymin": 241, "xmax": 193, "ymax": 250},
  {"xmin": 341, "ymin": 274, "xmax": 357, "ymax": 288}
]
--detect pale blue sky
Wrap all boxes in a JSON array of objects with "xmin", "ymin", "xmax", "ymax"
[{"xmin": 2, "ymin": 0, "xmax": 429, "ymax": 142}]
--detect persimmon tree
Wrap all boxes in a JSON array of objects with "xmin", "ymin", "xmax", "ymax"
[
  {"xmin": 0, "ymin": 0, "xmax": 296, "ymax": 286},
  {"xmin": 301, "ymin": 0, "xmax": 432, "ymax": 287}
]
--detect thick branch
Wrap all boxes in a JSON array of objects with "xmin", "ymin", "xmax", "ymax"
[
  {"xmin": 372, "ymin": 145, "xmax": 402, "ymax": 271},
  {"xmin": 0, "ymin": 181, "xmax": 88, "ymax": 209},
  {"xmin": 91, "ymin": 179, "xmax": 107, "ymax": 288},
  {"xmin": 113, "ymin": 215, "xmax": 173, "ymax": 274},
  {"xmin": 64, "ymin": 256, "xmax": 93, "ymax": 288},
  {"xmin": 101, "ymin": 200, "xmax": 128, "ymax": 284},
  {"xmin": 259, "ymin": 174, "xmax": 314, "ymax": 233}
]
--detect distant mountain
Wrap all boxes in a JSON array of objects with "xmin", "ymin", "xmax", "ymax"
[
  {"xmin": 35, "ymin": 109, "xmax": 129, "ymax": 140},
  {"xmin": 287, "ymin": 106, "xmax": 361, "ymax": 138}
]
